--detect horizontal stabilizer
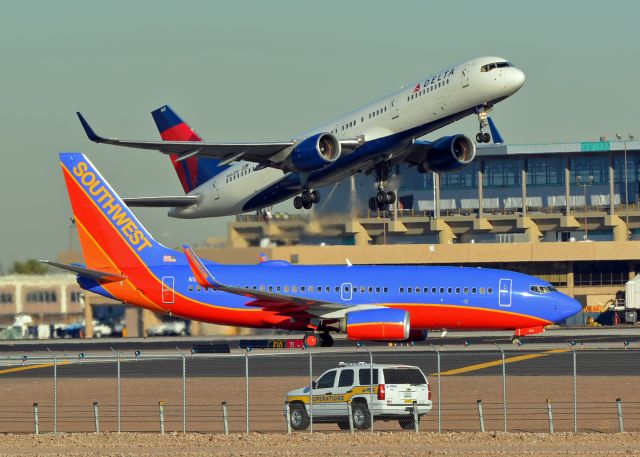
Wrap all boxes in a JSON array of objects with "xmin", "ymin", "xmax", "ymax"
[
  {"xmin": 40, "ymin": 260, "xmax": 127, "ymax": 283},
  {"xmin": 123, "ymin": 196, "xmax": 200, "ymax": 208}
]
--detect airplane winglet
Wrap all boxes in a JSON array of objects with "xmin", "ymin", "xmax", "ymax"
[
  {"xmin": 182, "ymin": 245, "xmax": 220, "ymax": 288},
  {"xmin": 487, "ymin": 117, "xmax": 504, "ymax": 144},
  {"xmin": 76, "ymin": 112, "xmax": 105, "ymax": 143},
  {"xmin": 41, "ymin": 260, "xmax": 127, "ymax": 283}
]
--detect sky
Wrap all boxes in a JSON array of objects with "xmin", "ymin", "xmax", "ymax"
[{"xmin": 0, "ymin": 0, "xmax": 639, "ymax": 271}]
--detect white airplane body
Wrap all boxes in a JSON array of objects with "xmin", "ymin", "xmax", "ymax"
[{"xmin": 78, "ymin": 56, "xmax": 525, "ymax": 217}]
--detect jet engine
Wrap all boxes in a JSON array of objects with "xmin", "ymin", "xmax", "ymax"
[
  {"xmin": 339, "ymin": 308, "xmax": 410, "ymax": 341},
  {"xmin": 284, "ymin": 133, "xmax": 341, "ymax": 172},
  {"xmin": 417, "ymin": 134, "xmax": 476, "ymax": 173}
]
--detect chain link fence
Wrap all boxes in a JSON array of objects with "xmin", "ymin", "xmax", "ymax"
[{"xmin": 0, "ymin": 347, "xmax": 638, "ymax": 434}]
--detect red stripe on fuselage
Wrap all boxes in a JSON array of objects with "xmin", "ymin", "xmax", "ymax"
[{"xmin": 388, "ymin": 303, "xmax": 550, "ymax": 330}]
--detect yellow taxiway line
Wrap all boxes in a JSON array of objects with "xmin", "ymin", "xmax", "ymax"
[
  {"xmin": 0, "ymin": 360, "xmax": 70, "ymax": 375},
  {"xmin": 435, "ymin": 348, "xmax": 569, "ymax": 376}
]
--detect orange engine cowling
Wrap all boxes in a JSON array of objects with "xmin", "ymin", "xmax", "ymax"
[{"xmin": 340, "ymin": 308, "xmax": 410, "ymax": 341}]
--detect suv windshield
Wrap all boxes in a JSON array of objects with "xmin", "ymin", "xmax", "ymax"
[{"xmin": 383, "ymin": 368, "xmax": 426, "ymax": 385}]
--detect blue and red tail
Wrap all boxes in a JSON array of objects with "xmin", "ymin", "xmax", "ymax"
[{"xmin": 151, "ymin": 105, "xmax": 227, "ymax": 193}]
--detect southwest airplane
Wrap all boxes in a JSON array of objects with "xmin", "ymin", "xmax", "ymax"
[
  {"xmin": 76, "ymin": 56, "xmax": 524, "ymax": 217},
  {"xmin": 45, "ymin": 153, "xmax": 581, "ymax": 346}
]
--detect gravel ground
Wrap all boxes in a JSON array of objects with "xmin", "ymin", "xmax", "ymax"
[{"xmin": 1, "ymin": 431, "xmax": 640, "ymax": 456}]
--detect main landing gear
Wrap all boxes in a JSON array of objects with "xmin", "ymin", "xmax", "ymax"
[
  {"xmin": 303, "ymin": 332, "xmax": 334, "ymax": 348},
  {"xmin": 475, "ymin": 106, "xmax": 492, "ymax": 144},
  {"xmin": 293, "ymin": 188, "xmax": 320, "ymax": 210},
  {"xmin": 368, "ymin": 162, "xmax": 396, "ymax": 211}
]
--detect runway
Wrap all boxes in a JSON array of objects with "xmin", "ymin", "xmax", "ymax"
[
  {"xmin": 1, "ymin": 326, "xmax": 639, "ymax": 355},
  {"xmin": 1, "ymin": 347, "xmax": 638, "ymax": 379}
]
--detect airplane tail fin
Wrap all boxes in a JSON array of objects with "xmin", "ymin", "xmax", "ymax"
[
  {"xmin": 487, "ymin": 117, "xmax": 504, "ymax": 144},
  {"xmin": 151, "ymin": 105, "xmax": 228, "ymax": 193},
  {"xmin": 59, "ymin": 153, "xmax": 177, "ymax": 272}
]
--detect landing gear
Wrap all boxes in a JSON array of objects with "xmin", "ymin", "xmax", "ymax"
[
  {"xmin": 293, "ymin": 188, "xmax": 320, "ymax": 211},
  {"xmin": 368, "ymin": 162, "xmax": 397, "ymax": 211},
  {"xmin": 475, "ymin": 105, "xmax": 493, "ymax": 144},
  {"xmin": 303, "ymin": 332, "xmax": 334, "ymax": 348}
]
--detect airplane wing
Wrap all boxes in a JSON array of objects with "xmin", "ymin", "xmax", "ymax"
[
  {"xmin": 123, "ymin": 196, "xmax": 200, "ymax": 208},
  {"xmin": 40, "ymin": 260, "xmax": 127, "ymax": 283},
  {"xmin": 181, "ymin": 246, "xmax": 346, "ymax": 317},
  {"xmin": 78, "ymin": 112, "xmax": 363, "ymax": 170}
]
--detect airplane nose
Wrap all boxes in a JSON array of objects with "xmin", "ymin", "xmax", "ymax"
[
  {"xmin": 508, "ymin": 68, "xmax": 526, "ymax": 92},
  {"xmin": 561, "ymin": 295, "xmax": 582, "ymax": 320}
]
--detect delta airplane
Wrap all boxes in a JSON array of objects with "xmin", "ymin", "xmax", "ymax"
[
  {"xmin": 77, "ymin": 56, "xmax": 524, "ymax": 217},
  {"xmin": 45, "ymin": 153, "xmax": 581, "ymax": 346}
]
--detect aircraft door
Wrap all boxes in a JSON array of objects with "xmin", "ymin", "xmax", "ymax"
[
  {"xmin": 340, "ymin": 283, "xmax": 352, "ymax": 301},
  {"xmin": 461, "ymin": 65, "xmax": 470, "ymax": 88},
  {"xmin": 162, "ymin": 276, "xmax": 175, "ymax": 304},
  {"xmin": 498, "ymin": 278, "xmax": 512, "ymax": 307},
  {"xmin": 390, "ymin": 97, "xmax": 399, "ymax": 119}
]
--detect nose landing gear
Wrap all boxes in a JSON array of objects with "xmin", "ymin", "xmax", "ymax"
[
  {"xmin": 475, "ymin": 106, "xmax": 492, "ymax": 144},
  {"xmin": 293, "ymin": 188, "xmax": 320, "ymax": 210}
]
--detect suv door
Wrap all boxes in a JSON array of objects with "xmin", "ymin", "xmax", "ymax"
[
  {"xmin": 312, "ymin": 369, "xmax": 337, "ymax": 417},
  {"xmin": 333, "ymin": 368, "xmax": 355, "ymax": 416}
]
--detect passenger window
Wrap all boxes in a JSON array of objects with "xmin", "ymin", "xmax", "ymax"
[
  {"xmin": 447, "ymin": 287, "xmax": 453, "ymax": 294},
  {"xmin": 480, "ymin": 287, "xmax": 485, "ymax": 294},
  {"xmin": 368, "ymin": 287, "xmax": 373, "ymax": 293},
  {"xmin": 335, "ymin": 286, "xmax": 340, "ymax": 292},
  {"xmin": 284, "ymin": 286, "xmax": 290, "ymax": 292},
  {"xmin": 309, "ymin": 286, "xmax": 314, "ymax": 292},
  {"xmin": 415, "ymin": 288, "xmax": 420, "ymax": 294},
  {"xmin": 432, "ymin": 287, "xmax": 437, "ymax": 293},
  {"xmin": 455, "ymin": 287, "xmax": 461, "ymax": 294},
  {"xmin": 375, "ymin": 287, "xmax": 380, "ymax": 293},
  {"xmin": 301, "ymin": 286, "xmax": 306, "ymax": 292},
  {"xmin": 316, "ymin": 370, "xmax": 337, "ymax": 389},
  {"xmin": 268, "ymin": 286, "xmax": 273, "ymax": 292},
  {"xmin": 293, "ymin": 286, "xmax": 298, "ymax": 292},
  {"xmin": 471, "ymin": 288, "xmax": 476, "ymax": 294},
  {"xmin": 439, "ymin": 287, "xmax": 444, "ymax": 293},
  {"xmin": 196, "ymin": 286, "xmax": 201, "ymax": 292},
  {"xmin": 408, "ymin": 287, "xmax": 413, "ymax": 293},
  {"xmin": 400, "ymin": 287, "xmax": 404, "ymax": 293},
  {"xmin": 488, "ymin": 288, "xmax": 493, "ymax": 294},
  {"xmin": 338, "ymin": 369, "xmax": 354, "ymax": 387},
  {"xmin": 464, "ymin": 287, "xmax": 469, "ymax": 294},
  {"xmin": 276, "ymin": 286, "xmax": 281, "ymax": 292},
  {"xmin": 383, "ymin": 287, "xmax": 388, "ymax": 293},
  {"xmin": 188, "ymin": 286, "xmax": 193, "ymax": 292},
  {"xmin": 359, "ymin": 368, "xmax": 379, "ymax": 385},
  {"xmin": 260, "ymin": 286, "xmax": 265, "ymax": 291}
]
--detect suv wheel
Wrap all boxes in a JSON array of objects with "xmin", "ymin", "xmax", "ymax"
[
  {"xmin": 351, "ymin": 402, "xmax": 371, "ymax": 430},
  {"xmin": 289, "ymin": 403, "xmax": 310, "ymax": 430}
]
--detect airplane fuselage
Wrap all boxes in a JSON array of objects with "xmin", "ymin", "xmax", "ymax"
[
  {"xmin": 170, "ymin": 56, "xmax": 525, "ymax": 218},
  {"xmin": 85, "ymin": 262, "xmax": 580, "ymax": 333}
]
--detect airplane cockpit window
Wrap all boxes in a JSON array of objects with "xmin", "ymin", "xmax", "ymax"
[
  {"xmin": 480, "ymin": 61, "xmax": 513, "ymax": 72},
  {"xmin": 530, "ymin": 285, "xmax": 554, "ymax": 294}
]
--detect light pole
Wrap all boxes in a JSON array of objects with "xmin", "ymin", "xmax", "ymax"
[
  {"xmin": 576, "ymin": 175, "xmax": 594, "ymax": 240},
  {"xmin": 617, "ymin": 133, "xmax": 635, "ymax": 239}
]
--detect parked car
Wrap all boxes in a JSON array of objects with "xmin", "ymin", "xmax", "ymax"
[
  {"xmin": 285, "ymin": 362, "xmax": 432, "ymax": 430},
  {"xmin": 58, "ymin": 320, "xmax": 112, "ymax": 338},
  {"xmin": 147, "ymin": 319, "xmax": 188, "ymax": 337}
]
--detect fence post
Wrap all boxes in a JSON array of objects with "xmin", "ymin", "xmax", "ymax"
[
  {"xmin": 33, "ymin": 402, "xmax": 39, "ymax": 435},
  {"xmin": 369, "ymin": 349, "xmax": 374, "ymax": 433},
  {"xmin": 412, "ymin": 401, "xmax": 419, "ymax": 433},
  {"xmin": 495, "ymin": 344, "xmax": 507, "ymax": 432},
  {"xmin": 431, "ymin": 345, "xmax": 442, "ymax": 433},
  {"xmin": 308, "ymin": 351, "xmax": 313, "ymax": 433},
  {"xmin": 347, "ymin": 401, "xmax": 354, "ymax": 433},
  {"xmin": 572, "ymin": 349, "xmax": 577, "ymax": 433},
  {"xmin": 176, "ymin": 348, "xmax": 187, "ymax": 434},
  {"xmin": 284, "ymin": 401, "xmax": 292, "ymax": 434},
  {"xmin": 476, "ymin": 400, "xmax": 485, "ymax": 433},
  {"xmin": 617, "ymin": 398, "xmax": 624, "ymax": 433},
  {"xmin": 111, "ymin": 348, "xmax": 121, "ymax": 433},
  {"xmin": 222, "ymin": 402, "xmax": 229, "ymax": 435},
  {"xmin": 93, "ymin": 401, "xmax": 100, "ymax": 433},
  {"xmin": 47, "ymin": 349, "xmax": 57, "ymax": 434},
  {"xmin": 546, "ymin": 399, "xmax": 554, "ymax": 433},
  {"xmin": 245, "ymin": 351, "xmax": 250, "ymax": 434},
  {"xmin": 159, "ymin": 401, "xmax": 165, "ymax": 434}
]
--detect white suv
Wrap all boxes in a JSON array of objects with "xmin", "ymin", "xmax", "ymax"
[{"xmin": 285, "ymin": 362, "xmax": 432, "ymax": 430}]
